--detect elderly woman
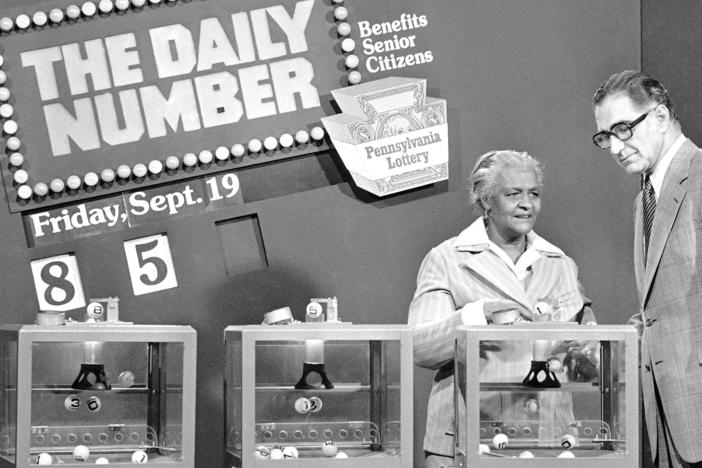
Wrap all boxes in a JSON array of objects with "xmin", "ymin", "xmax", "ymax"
[{"xmin": 408, "ymin": 150, "xmax": 595, "ymax": 468}]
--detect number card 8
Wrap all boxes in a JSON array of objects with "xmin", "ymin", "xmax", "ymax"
[{"xmin": 31, "ymin": 254, "xmax": 86, "ymax": 312}]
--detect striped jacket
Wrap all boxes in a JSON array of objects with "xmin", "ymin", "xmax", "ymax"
[{"xmin": 408, "ymin": 218, "xmax": 593, "ymax": 456}]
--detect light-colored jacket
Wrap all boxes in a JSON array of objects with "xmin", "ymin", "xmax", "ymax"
[
  {"xmin": 632, "ymin": 139, "xmax": 702, "ymax": 463},
  {"xmin": 408, "ymin": 219, "xmax": 593, "ymax": 456}
]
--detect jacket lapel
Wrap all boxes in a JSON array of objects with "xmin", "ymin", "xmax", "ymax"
[{"xmin": 642, "ymin": 141, "xmax": 693, "ymax": 303}]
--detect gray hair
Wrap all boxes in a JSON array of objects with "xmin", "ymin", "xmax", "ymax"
[
  {"xmin": 593, "ymin": 70, "xmax": 676, "ymax": 120},
  {"xmin": 468, "ymin": 150, "xmax": 544, "ymax": 212}
]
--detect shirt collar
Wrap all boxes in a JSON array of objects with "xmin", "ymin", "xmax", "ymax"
[
  {"xmin": 648, "ymin": 133, "xmax": 686, "ymax": 198},
  {"xmin": 453, "ymin": 218, "xmax": 564, "ymax": 257}
]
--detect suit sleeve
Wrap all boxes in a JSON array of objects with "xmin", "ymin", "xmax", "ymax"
[{"xmin": 408, "ymin": 247, "xmax": 468, "ymax": 370}]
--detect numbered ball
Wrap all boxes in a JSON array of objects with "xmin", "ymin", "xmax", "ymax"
[
  {"xmin": 73, "ymin": 445, "xmax": 90, "ymax": 461},
  {"xmin": 560, "ymin": 433, "xmax": 577, "ymax": 449},
  {"xmin": 518, "ymin": 451, "xmax": 534, "ymax": 458},
  {"xmin": 492, "ymin": 433, "xmax": 509, "ymax": 450},
  {"xmin": 282, "ymin": 446, "xmax": 298, "ymax": 459},
  {"xmin": 294, "ymin": 397, "xmax": 311, "ymax": 414},
  {"xmin": 254, "ymin": 446, "xmax": 270, "ymax": 459},
  {"xmin": 478, "ymin": 443, "xmax": 491, "ymax": 455},
  {"xmin": 308, "ymin": 396, "xmax": 323, "ymax": 413},
  {"xmin": 87, "ymin": 396, "xmax": 102, "ymax": 411},
  {"xmin": 269, "ymin": 448, "xmax": 284, "ymax": 460},
  {"xmin": 524, "ymin": 398, "xmax": 539, "ymax": 415},
  {"xmin": 131, "ymin": 450, "xmax": 148, "ymax": 463},
  {"xmin": 558, "ymin": 450, "xmax": 576, "ymax": 458},
  {"xmin": 118, "ymin": 370, "xmax": 135, "ymax": 387},
  {"xmin": 64, "ymin": 395, "xmax": 81, "ymax": 411},
  {"xmin": 36, "ymin": 452, "xmax": 53, "ymax": 465},
  {"xmin": 322, "ymin": 440, "xmax": 338, "ymax": 457},
  {"xmin": 95, "ymin": 457, "xmax": 109, "ymax": 464},
  {"xmin": 335, "ymin": 451, "xmax": 348, "ymax": 458}
]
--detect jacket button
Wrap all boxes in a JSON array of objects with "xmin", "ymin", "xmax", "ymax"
[
  {"xmin": 644, "ymin": 364, "xmax": 651, "ymax": 371},
  {"xmin": 645, "ymin": 318, "xmax": 657, "ymax": 327}
]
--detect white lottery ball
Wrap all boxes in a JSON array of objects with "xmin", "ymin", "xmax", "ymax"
[
  {"xmin": 335, "ymin": 451, "xmax": 348, "ymax": 458},
  {"xmin": 558, "ymin": 450, "xmax": 576, "ymax": 458},
  {"xmin": 87, "ymin": 395, "xmax": 102, "ymax": 411},
  {"xmin": 294, "ymin": 397, "xmax": 310, "ymax": 414},
  {"xmin": 322, "ymin": 440, "xmax": 337, "ymax": 457},
  {"xmin": 535, "ymin": 301, "xmax": 553, "ymax": 315},
  {"xmin": 519, "ymin": 450, "xmax": 534, "ymax": 458},
  {"xmin": 36, "ymin": 452, "xmax": 53, "ymax": 464},
  {"xmin": 73, "ymin": 445, "xmax": 90, "ymax": 461},
  {"xmin": 254, "ymin": 446, "xmax": 270, "ymax": 459},
  {"xmin": 282, "ymin": 446, "xmax": 298, "ymax": 459},
  {"xmin": 492, "ymin": 433, "xmax": 509, "ymax": 450},
  {"xmin": 478, "ymin": 443, "xmax": 491, "ymax": 454},
  {"xmin": 269, "ymin": 448, "xmax": 284, "ymax": 460},
  {"xmin": 95, "ymin": 457, "xmax": 109, "ymax": 464},
  {"xmin": 117, "ymin": 370, "xmax": 135, "ymax": 387},
  {"xmin": 524, "ymin": 398, "xmax": 539, "ymax": 415},
  {"xmin": 560, "ymin": 433, "xmax": 577, "ymax": 449},
  {"xmin": 131, "ymin": 449, "xmax": 148, "ymax": 463}
]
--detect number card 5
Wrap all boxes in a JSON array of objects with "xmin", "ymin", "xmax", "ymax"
[
  {"xmin": 123, "ymin": 234, "xmax": 178, "ymax": 296},
  {"xmin": 31, "ymin": 254, "xmax": 86, "ymax": 311}
]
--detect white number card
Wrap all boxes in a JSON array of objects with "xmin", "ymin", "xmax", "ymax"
[
  {"xmin": 31, "ymin": 254, "xmax": 86, "ymax": 311},
  {"xmin": 123, "ymin": 234, "xmax": 178, "ymax": 296}
]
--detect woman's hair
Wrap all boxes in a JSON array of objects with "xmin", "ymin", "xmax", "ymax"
[
  {"xmin": 468, "ymin": 149, "xmax": 544, "ymax": 212},
  {"xmin": 592, "ymin": 70, "xmax": 676, "ymax": 119}
]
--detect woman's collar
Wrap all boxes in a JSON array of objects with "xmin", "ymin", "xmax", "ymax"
[{"xmin": 453, "ymin": 218, "xmax": 564, "ymax": 256}]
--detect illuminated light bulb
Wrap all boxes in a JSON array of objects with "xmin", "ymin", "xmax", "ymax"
[
  {"xmin": 0, "ymin": 104, "xmax": 14, "ymax": 118},
  {"xmin": 0, "ymin": 71, "xmax": 7, "ymax": 84},
  {"xmin": 198, "ymin": 149, "xmax": 213, "ymax": 164},
  {"xmin": 115, "ymin": 0, "xmax": 130, "ymax": 10},
  {"xmin": 116, "ymin": 164, "xmax": 131, "ymax": 178},
  {"xmin": 334, "ymin": 6, "xmax": 348, "ymax": 21},
  {"xmin": 215, "ymin": 146, "xmax": 230, "ymax": 160},
  {"xmin": 279, "ymin": 133, "xmax": 293, "ymax": 148},
  {"xmin": 6, "ymin": 136, "xmax": 21, "ymax": 150},
  {"xmin": 9, "ymin": 152, "xmax": 23, "ymax": 166},
  {"xmin": 131, "ymin": 0, "xmax": 146, "ymax": 8},
  {"xmin": 0, "ymin": 87, "xmax": 10, "ymax": 102},
  {"xmin": 230, "ymin": 143, "xmax": 245, "ymax": 157},
  {"xmin": 345, "ymin": 54, "xmax": 359, "ymax": 69},
  {"xmin": 66, "ymin": 175, "xmax": 82, "ymax": 190},
  {"xmin": 15, "ymin": 14, "xmax": 31, "ymax": 29},
  {"xmin": 98, "ymin": 0, "xmax": 114, "ymax": 13},
  {"xmin": 32, "ymin": 11, "xmax": 48, "ymax": 26},
  {"xmin": 295, "ymin": 130, "xmax": 309, "ymax": 144},
  {"xmin": 17, "ymin": 184, "xmax": 32, "ymax": 200},
  {"xmin": 49, "ymin": 8, "xmax": 64, "ymax": 22},
  {"xmin": 81, "ymin": 2, "xmax": 97, "ymax": 16},
  {"xmin": 13, "ymin": 169, "xmax": 28, "ymax": 184},
  {"xmin": 50, "ymin": 178, "xmax": 65, "ymax": 193},
  {"xmin": 337, "ymin": 22, "xmax": 351, "ymax": 36},
  {"xmin": 348, "ymin": 71, "xmax": 362, "ymax": 85},
  {"xmin": 83, "ymin": 171, "xmax": 99, "ymax": 186},
  {"xmin": 0, "ymin": 17, "xmax": 14, "ymax": 32},
  {"xmin": 182, "ymin": 152, "xmax": 197, "ymax": 167},
  {"xmin": 132, "ymin": 163, "xmax": 147, "ymax": 178},
  {"xmin": 165, "ymin": 155, "xmax": 180, "ymax": 169},
  {"xmin": 247, "ymin": 138, "xmax": 262, "ymax": 153},
  {"xmin": 100, "ymin": 168, "xmax": 115, "ymax": 182},
  {"xmin": 263, "ymin": 136, "xmax": 278, "ymax": 151},
  {"xmin": 341, "ymin": 38, "xmax": 355, "ymax": 53},
  {"xmin": 3, "ymin": 120, "xmax": 17, "ymax": 134},
  {"xmin": 310, "ymin": 126, "xmax": 325, "ymax": 141},
  {"xmin": 148, "ymin": 159, "xmax": 163, "ymax": 174},
  {"xmin": 66, "ymin": 5, "xmax": 81, "ymax": 19}
]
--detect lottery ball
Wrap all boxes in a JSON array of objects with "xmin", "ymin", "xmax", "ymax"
[
  {"xmin": 524, "ymin": 398, "xmax": 539, "ymax": 415},
  {"xmin": 64, "ymin": 395, "xmax": 81, "ymax": 411},
  {"xmin": 322, "ymin": 440, "xmax": 338, "ymax": 457},
  {"xmin": 547, "ymin": 356, "xmax": 563, "ymax": 372},
  {"xmin": 478, "ymin": 443, "xmax": 491, "ymax": 454},
  {"xmin": 335, "ymin": 451, "xmax": 348, "ymax": 458},
  {"xmin": 269, "ymin": 448, "xmax": 284, "ymax": 460},
  {"xmin": 36, "ymin": 452, "xmax": 52, "ymax": 465},
  {"xmin": 131, "ymin": 450, "xmax": 148, "ymax": 463},
  {"xmin": 117, "ymin": 370, "xmax": 135, "ymax": 387},
  {"xmin": 95, "ymin": 457, "xmax": 109, "ymax": 464},
  {"xmin": 518, "ymin": 451, "xmax": 534, "ymax": 458},
  {"xmin": 558, "ymin": 450, "xmax": 576, "ymax": 458},
  {"xmin": 492, "ymin": 433, "xmax": 509, "ymax": 450},
  {"xmin": 560, "ymin": 433, "xmax": 577, "ymax": 449},
  {"xmin": 254, "ymin": 446, "xmax": 270, "ymax": 459},
  {"xmin": 87, "ymin": 396, "xmax": 102, "ymax": 411},
  {"xmin": 294, "ymin": 397, "xmax": 311, "ymax": 414},
  {"xmin": 73, "ymin": 445, "xmax": 90, "ymax": 461},
  {"xmin": 282, "ymin": 446, "xmax": 298, "ymax": 459}
]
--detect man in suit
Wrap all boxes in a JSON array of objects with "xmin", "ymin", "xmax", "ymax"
[{"xmin": 592, "ymin": 70, "xmax": 702, "ymax": 467}]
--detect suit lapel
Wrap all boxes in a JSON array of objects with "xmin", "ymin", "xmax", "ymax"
[
  {"xmin": 642, "ymin": 142, "xmax": 693, "ymax": 302},
  {"xmin": 459, "ymin": 249, "xmax": 533, "ymax": 312}
]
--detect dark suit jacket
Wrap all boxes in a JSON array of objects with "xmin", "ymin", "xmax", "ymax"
[{"xmin": 632, "ymin": 139, "xmax": 702, "ymax": 463}]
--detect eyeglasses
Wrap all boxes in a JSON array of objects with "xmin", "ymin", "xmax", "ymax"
[{"xmin": 592, "ymin": 108, "xmax": 654, "ymax": 149}]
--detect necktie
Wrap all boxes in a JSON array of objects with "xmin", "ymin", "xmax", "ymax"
[{"xmin": 642, "ymin": 175, "xmax": 656, "ymax": 256}]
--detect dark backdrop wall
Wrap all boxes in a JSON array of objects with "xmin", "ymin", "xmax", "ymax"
[{"xmin": 0, "ymin": 1, "xmax": 640, "ymax": 467}]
